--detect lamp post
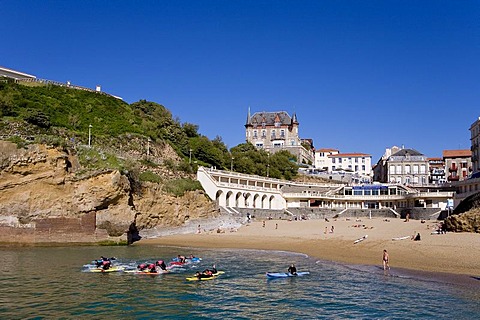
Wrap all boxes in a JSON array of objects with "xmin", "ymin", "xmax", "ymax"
[
  {"xmin": 189, "ymin": 149, "xmax": 192, "ymax": 164},
  {"xmin": 147, "ymin": 138, "xmax": 151, "ymax": 156},
  {"xmin": 88, "ymin": 124, "xmax": 92, "ymax": 147},
  {"xmin": 231, "ymin": 157, "xmax": 234, "ymax": 171},
  {"xmin": 267, "ymin": 153, "xmax": 270, "ymax": 177}
]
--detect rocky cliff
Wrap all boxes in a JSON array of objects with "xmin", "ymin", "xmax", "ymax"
[
  {"xmin": 445, "ymin": 208, "xmax": 480, "ymax": 233},
  {"xmin": 0, "ymin": 141, "xmax": 218, "ymax": 243}
]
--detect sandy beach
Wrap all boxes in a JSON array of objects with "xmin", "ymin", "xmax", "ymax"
[{"xmin": 140, "ymin": 217, "xmax": 480, "ymax": 277}]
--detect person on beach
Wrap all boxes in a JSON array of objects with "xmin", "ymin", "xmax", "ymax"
[
  {"xmin": 382, "ymin": 250, "xmax": 390, "ymax": 270},
  {"xmin": 288, "ymin": 264, "xmax": 297, "ymax": 275}
]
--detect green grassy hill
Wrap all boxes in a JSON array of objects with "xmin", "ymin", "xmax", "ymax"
[{"xmin": 0, "ymin": 78, "xmax": 298, "ymax": 181}]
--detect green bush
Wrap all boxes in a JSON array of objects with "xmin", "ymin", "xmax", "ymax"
[
  {"xmin": 164, "ymin": 178, "xmax": 202, "ymax": 197},
  {"xmin": 139, "ymin": 170, "xmax": 162, "ymax": 183}
]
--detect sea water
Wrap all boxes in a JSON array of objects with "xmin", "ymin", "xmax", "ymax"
[{"xmin": 0, "ymin": 245, "xmax": 479, "ymax": 319}]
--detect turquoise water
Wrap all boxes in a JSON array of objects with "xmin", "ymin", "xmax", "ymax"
[{"xmin": 0, "ymin": 245, "xmax": 479, "ymax": 319}]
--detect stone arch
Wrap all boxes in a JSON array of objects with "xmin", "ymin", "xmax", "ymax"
[
  {"xmin": 268, "ymin": 195, "xmax": 275, "ymax": 209},
  {"xmin": 253, "ymin": 194, "xmax": 260, "ymax": 208},
  {"xmin": 261, "ymin": 195, "xmax": 268, "ymax": 209},
  {"xmin": 244, "ymin": 192, "xmax": 252, "ymax": 208},
  {"xmin": 226, "ymin": 191, "xmax": 234, "ymax": 207},
  {"xmin": 235, "ymin": 192, "xmax": 243, "ymax": 207},
  {"xmin": 215, "ymin": 190, "xmax": 224, "ymax": 207}
]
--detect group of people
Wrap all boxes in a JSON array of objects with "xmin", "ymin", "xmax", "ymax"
[
  {"xmin": 94, "ymin": 256, "xmax": 115, "ymax": 270},
  {"xmin": 137, "ymin": 260, "xmax": 168, "ymax": 273}
]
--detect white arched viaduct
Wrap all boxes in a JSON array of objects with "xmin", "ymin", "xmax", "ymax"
[{"xmin": 197, "ymin": 166, "xmax": 286, "ymax": 210}]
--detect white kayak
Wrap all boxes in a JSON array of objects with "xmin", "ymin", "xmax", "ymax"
[{"xmin": 266, "ymin": 272, "xmax": 310, "ymax": 278}]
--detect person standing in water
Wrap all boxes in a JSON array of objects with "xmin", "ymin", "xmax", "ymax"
[{"xmin": 382, "ymin": 249, "xmax": 390, "ymax": 271}]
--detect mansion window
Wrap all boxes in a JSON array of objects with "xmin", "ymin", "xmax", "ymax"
[
  {"xmin": 332, "ymin": 158, "xmax": 336, "ymax": 164},
  {"xmin": 390, "ymin": 165, "xmax": 396, "ymax": 174},
  {"xmin": 256, "ymin": 143, "xmax": 264, "ymax": 148},
  {"xmin": 271, "ymin": 130, "xmax": 276, "ymax": 138},
  {"xmin": 262, "ymin": 130, "xmax": 266, "ymax": 138},
  {"xmin": 273, "ymin": 142, "xmax": 282, "ymax": 148},
  {"xmin": 405, "ymin": 165, "xmax": 411, "ymax": 174},
  {"xmin": 280, "ymin": 130, "xmax": 285, "ymax": 137},
  {"xmin": 362, "ymin": 165, "xmax": 365, "ymax": 170},
  {"xmin": 420, "ymin": 165, "xmax": 426, "ymax": 174},
  {"xmin": 413, "ymin": 165, "xmax": 419, "ymax": 174},
  {"xmin": 253, "ymin": 130, "xmax": 258, "ymax": 138}
]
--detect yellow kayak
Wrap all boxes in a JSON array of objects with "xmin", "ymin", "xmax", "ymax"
[
  {"xmin": 186, "ymin": 271, "xmax": 224, "ymax": 281},
  {"xmin": 87, "ymin": 266, "xmax": 124, "ymax": 273}
]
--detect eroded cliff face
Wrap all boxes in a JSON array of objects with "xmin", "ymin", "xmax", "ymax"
[{"xmin": 0, "ymin": 141, "xmax": 217, "ymax": 243}]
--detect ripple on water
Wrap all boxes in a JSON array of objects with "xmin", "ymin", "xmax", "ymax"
[{"xmin": 0, "ymin": 246, "xmax": 478, "ymax": 319}]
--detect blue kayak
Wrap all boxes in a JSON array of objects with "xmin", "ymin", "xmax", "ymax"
[{"xmin": 266, "ymin": 272, "xmax": 310, "ymax": 278}]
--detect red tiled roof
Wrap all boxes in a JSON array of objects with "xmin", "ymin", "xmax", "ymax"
[
  {"xmin": 317, "ymin": 148, "xmax": 339, "ymax": 152},
  {"xmin": 442, "ymin": 149, "xmax": 472, "ymax": 158},
  {"xmin": 328, "ymin": 153, "xmax": 371, "ymax": 157}
]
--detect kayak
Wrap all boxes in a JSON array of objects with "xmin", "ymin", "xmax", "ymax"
[
  {"xmin": 186, "ymin": 271, "xmax": 225, "ymax": 281},
  {"xmin": 266, "ymin": 272, "xmax": 310, "ymax": 278},
  {"xmin": 172, "ymin": 257, "xmax": 201, "ymax": 263},
  {"xmin": 124, "ymin": 269, "xmax": 170, "ymax": 275},
  {"xmin": 86, "ymin": 266, "xmax": 124, "ymax": 273}
]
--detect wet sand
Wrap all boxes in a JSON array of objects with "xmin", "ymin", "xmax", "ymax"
[{"xmin": 140, "ymin": 217, "xmax": 480, "ymax": 278}]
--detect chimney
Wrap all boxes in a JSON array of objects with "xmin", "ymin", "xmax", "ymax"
[{"xmin": 96, "ymin": 85, "xmax": 101, "ymax": 92}]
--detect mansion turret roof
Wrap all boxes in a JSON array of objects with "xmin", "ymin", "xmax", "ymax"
[{"xmin": 246, "ymin": 111, "xmax": 296, "ymax": 127}]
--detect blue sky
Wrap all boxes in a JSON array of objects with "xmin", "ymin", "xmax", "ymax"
[{"xmin": 2, "ymin": 1, "xmax": 479, "ymax": 162}]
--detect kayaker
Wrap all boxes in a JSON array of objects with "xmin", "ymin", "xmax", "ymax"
[
  {"xmin": 137, "ymin": 263, "xmax": 148, "ymax": 271},
  {"xmin": 195, "ymin": 271, "xmax": 212, "ymax": 279},
  {"xmin": 177, "ymin": 255, "xmax": 186, "ymax": 263},
  {"xmin": 147, "ymin": 263, "xmax": 157, "ymax": 273},
  {"xmin": 156, "ymin": 260, "xmax": 167, "ymax": 271},
  {"xmin": 288, "ymin": 264, "xmax": 297, "ymax": 275},
  {"xmin": 202, "ymin": 264, "xmax": 217, "ymax": 276}
]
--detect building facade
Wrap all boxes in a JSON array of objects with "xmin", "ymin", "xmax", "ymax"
[
  {"xmin": 328, "ymin": 153, "xmax": 372, "ymax": 178},
  {"xmin": 470, "ymin": 117, "xmax": 480, "ymax": 176},
  {"xmin": 0, "ymin": 66, "xmax": 36, "ymax": 80},
  {"xmin": 443, "ymin": 149, "xmax": 472, "ymax": 182},
  {"xmin": 245, "ymin": 110, "xmax": 314, "ymax": 164},
  {"xmin": 428, "ymin": 157, "xmax": 446, "ymax": 184},
  {"xmin": 383, "ymin": 148, "xmax": 429, "ymax": 185},
  {"xmin": 314, "ymin": 148, "xmax": 339, "ymax": 170}
]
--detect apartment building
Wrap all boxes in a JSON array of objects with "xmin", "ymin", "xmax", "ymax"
[
  {"xmin": 443, "ymin": 150, "xmax": 472, "ymax": 182},
  {"xmin": 245, "ymin": 110, "xmax": 314, "ymax": 164}
]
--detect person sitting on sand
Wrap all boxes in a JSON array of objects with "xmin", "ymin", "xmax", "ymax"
[
  {"xmin": 288, "ymin": 264, "xmax": 297, "ymax": 275},
  {"xmin": 414, "ymin": 233, "xmax": 421, "ymax": 241}
]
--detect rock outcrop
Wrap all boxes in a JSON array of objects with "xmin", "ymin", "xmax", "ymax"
[
  {"xmin": 445, "ymin": 208, "xmax": 480, "ymax": 233},
  {"xmin": 0, "ymin": 141, "xmax": 217, "ymax": 243}
]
